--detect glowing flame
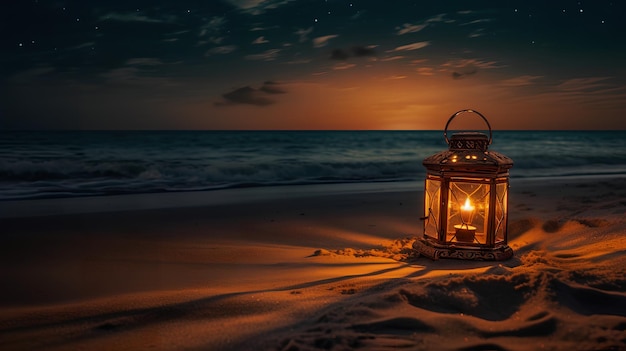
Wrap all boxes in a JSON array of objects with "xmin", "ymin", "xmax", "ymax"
[
  {"xmin": 461, "ymin": 197, "xmax": 474, "ymax": 211},
  {"xmin": 460, "ymin": 197, "xmax": 475, "ymax": 224}
]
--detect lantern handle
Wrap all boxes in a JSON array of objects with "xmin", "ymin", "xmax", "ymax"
[{"xmin": 443, "ymin": 109, "xmax": 493, "ymax": 145}]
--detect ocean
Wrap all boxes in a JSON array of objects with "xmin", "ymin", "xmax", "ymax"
[{"xmin": 1, "ymin": 130, "xmax": 626, "ymax": 201}]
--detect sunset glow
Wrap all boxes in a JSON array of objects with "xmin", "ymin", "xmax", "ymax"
[{"xmin": 2, "ymin": 1, "xmax": 625, "ymax": 130}]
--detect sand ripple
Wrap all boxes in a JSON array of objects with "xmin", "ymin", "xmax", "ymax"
[{"xmin": 270, "ymin": 217, "xmax": 626, "ymax": 351}]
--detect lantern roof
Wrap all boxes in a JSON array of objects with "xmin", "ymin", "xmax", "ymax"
[{"xmin": 423, "ymin": 110, "xmax": 513, "ymax": 177}]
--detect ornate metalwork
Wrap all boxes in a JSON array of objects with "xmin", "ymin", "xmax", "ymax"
[
  {"xmin": 448, "ymin": 132, "xmax": 489, "ymax": 151},
  {"xmin": 423, "ymin": 110, "xmax": 512, "ymax": 178},
  {"xmin": 413, "ymin": 239, "xmax": 513, "ymax": 261}
]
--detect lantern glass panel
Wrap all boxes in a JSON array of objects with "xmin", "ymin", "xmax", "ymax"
[
  {"xmin": 446, "ymin": 180, "xmax": 489, "ymax": 244},
  {"xmin": 424, "ymin": 177, "xmax": 441, "ymax": 240},
  {"xmin": 494, "ymin": 181, "xmax": 508, "ymax": 243}
]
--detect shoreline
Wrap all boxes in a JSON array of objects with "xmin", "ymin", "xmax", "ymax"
[
  {"xmin": 0, "ymin": 180, "xmax": 420, "ymax": 219},
  {"xmin": 1, "ymin": 174, "xmax": 624, "ymax": 219}
]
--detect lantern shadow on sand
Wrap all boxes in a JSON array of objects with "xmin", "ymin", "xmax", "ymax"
[{"xmin": 414, "ymin": 109, "xmax": 514, "ymax": 260}]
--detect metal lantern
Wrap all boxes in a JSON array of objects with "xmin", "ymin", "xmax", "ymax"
[{"xmin": 413, "ymin": 109, "xmax": 514, "ymax": 260}]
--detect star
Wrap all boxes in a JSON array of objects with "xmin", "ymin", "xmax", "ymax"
[{"xmin": 0, "ymin": 0, "xmax": 625, "ymax": 130}]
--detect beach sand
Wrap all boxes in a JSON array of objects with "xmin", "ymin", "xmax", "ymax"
[{"xmin": 0, "ymin": 177, "xmax": 625, "ymax": 350}]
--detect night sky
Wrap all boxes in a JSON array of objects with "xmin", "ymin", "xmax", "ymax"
[{"xmin": 2, "ymin": 0, "xmax": 625, "ymax": 130}]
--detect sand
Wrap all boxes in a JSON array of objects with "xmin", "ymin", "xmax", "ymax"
[{"xmin": 0, "ymin": 176, "xmax": 625, "ymax": 350}]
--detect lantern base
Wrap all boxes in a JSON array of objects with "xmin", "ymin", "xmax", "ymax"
[{"xmin": 413, "ymin": 238, "xmax": 513, "ymax": 261}]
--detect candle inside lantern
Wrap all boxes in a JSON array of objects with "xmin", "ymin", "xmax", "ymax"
[
  {"xmin": 460, "ymin": 197, "xmax": 475, "ymax": 224},
  {"xmin": 455, "ymin": 197, "xmax": 476, "ymax": 242}
]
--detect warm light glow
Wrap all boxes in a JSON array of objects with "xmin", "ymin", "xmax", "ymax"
[
  {"xmin": 460, "ymin": 197, "xmax": 475, "ymax": 224},
  {"xmin": 462, "ymin": 197, "xmax": 474, "ymax": 211}
]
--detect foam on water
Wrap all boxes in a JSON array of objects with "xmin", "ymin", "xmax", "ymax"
[{"xmin": 1, "ymin": 130, "xmax": 625, "ymax": 200}]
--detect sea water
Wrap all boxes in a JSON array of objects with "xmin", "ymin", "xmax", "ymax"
[{"xmin": 1, "ymin": 130, "xmax": 625, "ymax": 200}]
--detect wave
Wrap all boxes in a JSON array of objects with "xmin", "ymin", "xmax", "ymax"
[
  {"xmin": 2, "ymin": 159, "xmax": 626, "ymax": 201},
  {"xmin": 1, "ymin": 130, "xmax": 625, "ymax": 200},
  {"xmin": 0, "ymin": 159, "xmax": 422, "ymax": 200}
]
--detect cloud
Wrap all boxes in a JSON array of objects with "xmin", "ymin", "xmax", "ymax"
[
  {"xmin": 125, "ymin": 58, "xmax": 164, "ymax": 66},
  {"xmin": 557, "ymin": 77, "xmax": 611, "ymax": 92},
  {"xmin": 460, "ymin": 18, "xmax": 492, "ymax": 26},
  {"xmin": 313, "ymin": 35, "xmax": 338, "ymax": 48},
  {"xmin": 442, "ymin": 58, "xmax": 503, "ymax": 79},
  {"xmin": 252, "ymin": 36, "xmax": 269, "ymax": 44},
  {"xmin": 166, "ymin": 30, "xmax": 190, "ymax": 36},
  {"xmin": 380, "ymin": 56, "xmax": 404, "ymax": 62},
  {"xmin": 199, "ymin": 17, "xmax": 226, "ymax": 35},
  {"xmin": 163, "ymin": 30, "xmax": 189, "ymax": 42},
  {"xmin": 390, "ymin": 41, "xmax": 430, "ymax": 52},
  {"xmin": 330, "ymin": 46, "xmax": 377, "ymax": 60},
  {"xmin": 218, "ymin": 86, "xmax": 274, "ymax": 106},
  {"xmin": 501, "ymin": 75, "xmax": 543, "ymax": 87},
  {"xmin": 260, "ymin": 81, "xmax": 287, "ymax": 94},
  {"xmin": 417, "ymin": 67, "xmax": 435, "ymax": 76},
  {"xmin": 330, "ymin": 49, "xmax": 350, "ymax": 60},
  {"xmin": 396, "ymin": 13, "xmax": 448, "ymax": 34},
  {"xmin": 460, "ymin": 17, "xmax": 491, "ymax": 38},
  {"xmin": 225, "ymin": 0, "xmax": 296, "ymax": 15},
  {"xmin": 226, "ymin": 0, "xmax": 264, "ymax": 9},
  {"xmin": 396, "ymin": 23, "xmax": 427, "ymax": 35},
  {"xmin": 351, "ymin": 45, "xmax": 376, "ymax": 57},
  {"xmin": 198, "ymin": 17, "xmax": 227, "ymax": 45},
  {"xmin": 68, "ymin": 41, "xmax": 95, "ymax": 51},
  {"xmin": 295, "ymin": 27, "xmax": 313, "ymax": 43},
  {"xmin": 468, "ymin": 28, "xmax": 486, "ymax": 38},
  {"xmin": 333, "ymin": 63, "xmax": 356, "ymax": 70},
  {"xmin": 286, "ymin": 58, "xmax": 312, "ymax": 64},
  {"xmin": 216, "ymin": 82, "xmax": 287, "ymax": 106},
  {"xmin": 452, "ymin": 69, "xmax": 477, "ymax": 79},
  {"xmin": 99, "ymin": 12, "xmax": 175, "ymax": 24},
  {"xmin": 527, "ymin": 77, "xmax": 626, "ymax": 110},
  {"xmin": 426, "ymin": 13, "xmax": 450, "ymax": 24},
  {"xmin": 205, "ymin": 45, "xmax": 237, "ymax": 56},
  {"xmin": 98, "ymin": 59, "xmax": 177, "ymax": 86},
  {"xmin": 442, "ymin": 58, "xmax": 502, "ymax": 69},
  {"xmin": 101, "ymin": 67, "xmax": 142, "ymax": 83},
  {"xmin": 245, "ymin": 49, "xmax": 281, "ymax": 61},
  {"xmin": 394, "ymin": 13, "xmax": 450, "ymax": 36}
]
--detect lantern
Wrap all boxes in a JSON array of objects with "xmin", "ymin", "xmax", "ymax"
[{"xmin": 413, "ymin": 109, "xmax": 514, "ymax": 260}]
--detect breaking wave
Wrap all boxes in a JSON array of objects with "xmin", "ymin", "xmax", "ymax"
[{"xmin": 1, "ymin": 130, "xmax": 625, "ymax": 200}]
